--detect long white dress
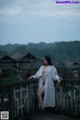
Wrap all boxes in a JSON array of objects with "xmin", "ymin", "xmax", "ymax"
[{"xmin": 32, "ymin": 65, "xmax": 61, "ymax": 108}]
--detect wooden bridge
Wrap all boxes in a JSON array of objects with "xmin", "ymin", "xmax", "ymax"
[{"xmin": 0, "ymin": 79, "xmax": 80, "ymax": 120}]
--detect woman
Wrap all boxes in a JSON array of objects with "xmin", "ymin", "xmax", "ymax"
[{"xmin": 28, "ymin": 56, "xmax": 62, "ymax": 111}]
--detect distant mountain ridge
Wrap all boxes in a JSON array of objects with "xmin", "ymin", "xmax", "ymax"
[{"xmin": 0, "ymin": 41, "xmax": 80, "ymax": 62}]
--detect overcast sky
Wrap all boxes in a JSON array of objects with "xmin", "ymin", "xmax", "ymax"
[{"xmin": 0, "ymin": 0, "xmax": 80, "ymax": 45}]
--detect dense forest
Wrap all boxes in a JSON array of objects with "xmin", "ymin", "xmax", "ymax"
[{"xmin": 0, "ymin": 41, "xmax": 80, "ymax": 62}]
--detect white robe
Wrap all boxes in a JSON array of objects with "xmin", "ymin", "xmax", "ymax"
[{"xmin": 32, "ymin": 65, "xmax": 61, "ymax": 108}]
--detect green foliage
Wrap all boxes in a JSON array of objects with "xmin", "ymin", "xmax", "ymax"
[
  {"xmin": 0, "ymin": 75, "xmax": 17, "ymax": 84},
  {"xmin": 0, "ymin": 68, "xmax": 18, "ymax": 84},
  {"xmin": 0, "ymin": 41, "xmax": 80, "ymax": 62}
]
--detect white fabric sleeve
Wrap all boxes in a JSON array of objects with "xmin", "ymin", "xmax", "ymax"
[
  {"xmin": 32, "ymin": 66, "xmax": 43, "ymax": 79},
  {"xmin": 52, "ymin": 66, "xmax": 62, "ymax": 81}
]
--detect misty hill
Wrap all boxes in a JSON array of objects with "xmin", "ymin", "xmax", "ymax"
[{"xmin": 0, "ymin": 41, "xmax": 80, "ymax": 62}]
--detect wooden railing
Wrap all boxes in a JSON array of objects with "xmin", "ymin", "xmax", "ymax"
[
  {"xmin": 55, "ymin": 79, "xmax": 80, "ymax": 117},
  {"xmin": 0, "ymin": 79, "xmax": 80, "ymax": 120},
  {"xmin": 0, "ymin": 79, "xmax": 38, "ymax": 120}
]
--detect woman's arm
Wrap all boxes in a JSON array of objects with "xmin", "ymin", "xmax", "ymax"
[
  {"xmin": 56, "ymin": 78, "xmax": 61, "ymax": 86},
  {"xmin": 28, "ymin": 66, "xmax": 43, "ymax": 80}
]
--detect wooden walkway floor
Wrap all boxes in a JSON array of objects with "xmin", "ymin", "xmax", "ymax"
[
  {"xmin": 32, "ymin": 112, "xmax": 78, "ymax": 120},
  {"xmin": 16, "ymin": 111, "xmax": 79, "ymax": 120}
]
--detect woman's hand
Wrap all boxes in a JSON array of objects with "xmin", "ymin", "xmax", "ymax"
[
  {"xmin": 57, "ymin": 79, "xmax": 61, "ymax": 87},
  {"xmin": 28, "ymin": 76, "xmax": 34, "ymax": 80}
]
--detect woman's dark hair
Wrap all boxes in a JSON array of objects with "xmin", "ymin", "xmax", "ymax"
[{"xmin": 44, "ymin": 56, "xmax": 52, "ymax": 65}]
